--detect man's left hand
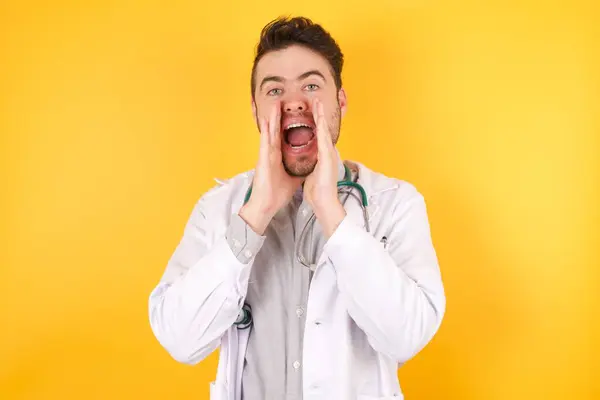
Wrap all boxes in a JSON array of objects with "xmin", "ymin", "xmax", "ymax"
[{"xmin": 303, "ymin": 98, "xmax": 346, "ymax": 238}]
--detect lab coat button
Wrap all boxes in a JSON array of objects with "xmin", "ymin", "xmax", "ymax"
[
  {"xmin": 293, "ymin": 360, "xmax": 301, "ymax": 369},
  {"xmin": 296, "ymin": 307, "xmax": 304, "ymax": 317},
  {"xmin": 243, "ymin": 249, "xmax": 253, "ymax": 258}
]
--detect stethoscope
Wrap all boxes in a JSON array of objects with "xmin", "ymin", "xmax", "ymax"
[{"xmin": 234, "ymin": 162, "xmax": 370, "ymax": 329}]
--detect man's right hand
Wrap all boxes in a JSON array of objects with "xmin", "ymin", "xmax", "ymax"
[{"xmin": 239, "ymin": 102, "xmax": 303, "ymax": 235}]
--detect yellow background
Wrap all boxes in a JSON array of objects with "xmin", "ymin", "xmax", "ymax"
[{"xmin": 1, "ymin": 0, "xmax": 598, "ymax": 399}]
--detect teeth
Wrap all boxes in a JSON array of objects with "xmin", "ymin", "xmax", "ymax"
[{"xmin": 285, "ymin": 122, "xmax": 311, "ymax": 130}]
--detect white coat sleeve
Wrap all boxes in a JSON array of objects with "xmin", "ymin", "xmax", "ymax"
[
  {"xmin": 148, "ymin": 194, "xmax": 265, "ymax": 365},
  {"xmin": 323, "ymin": 183, "xmax": 445, "ymax": 364}
]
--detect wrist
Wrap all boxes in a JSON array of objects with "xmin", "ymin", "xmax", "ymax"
[
  {"xmin": 239, "ymin": 200, "xmax": 275, "ymax": 235},
  {"xmin": 314, "ymin": 199, "xmax": 346, "ymax": 238}
]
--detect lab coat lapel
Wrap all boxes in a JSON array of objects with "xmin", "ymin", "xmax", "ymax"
[
  {"xmin": 341, "ymin": 161, "xmax": 380, "ymax": 231},
  {"xmin": 352, "ymin": 161, "xmax": 400, "ymax": 223},
  {"xmin": 341, "ymin": 185, "xmax": 371, "ymax": 231},
  {"xmin": 218, "ymin": 326, "xmax": 250, "ymax": 400}
]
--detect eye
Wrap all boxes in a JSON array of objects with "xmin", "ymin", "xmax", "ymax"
[
  {"xmin": 304, "ymin": 84, "xmax": 319, "ymax": 91},
  {"xmin": 267, "ymin": 88, "xmax": 283, "ymax": 96}
]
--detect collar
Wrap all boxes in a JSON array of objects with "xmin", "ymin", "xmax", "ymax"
[
  {"xmin": 345, "ymin": 160, "xmax": 399, "ymax": 197},
  {"xmin": 343, "ymin": 160, "xmax": 401, "ymax": 224},
  {"xmin": 336, "ymin": 151, "xmax": 347, "ymax": 182},
  {"xmin": 237, "ymin": 150, "xmax": 400, "ymax": 221}
]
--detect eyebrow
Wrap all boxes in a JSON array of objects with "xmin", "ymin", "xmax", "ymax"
[{"xmin": 259, "ymin": 70, "xmax": 327, "ymax": 91}]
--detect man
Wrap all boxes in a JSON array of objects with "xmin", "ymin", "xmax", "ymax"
[{"xmin": 149, "ymin": 16, "xmax": 445, "ymax": 400}]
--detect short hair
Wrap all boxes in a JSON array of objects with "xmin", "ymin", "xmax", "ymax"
[{"xmin": 250, "ymin": 16, "xmax": 344, "ymax": 97}]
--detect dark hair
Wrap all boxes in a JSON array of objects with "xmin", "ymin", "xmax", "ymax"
[{"xmin": 251, "ymin": 16, "xmax": 344, "ymax": 97}]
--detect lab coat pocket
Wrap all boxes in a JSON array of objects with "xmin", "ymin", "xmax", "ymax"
[{"xmin": 209, "ymin": 381, "xmax": 227, "ymax": 400}]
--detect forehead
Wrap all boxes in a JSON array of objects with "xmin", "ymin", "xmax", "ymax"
[{"xmin": 254, "ymin": 45, "xmax": 333, "ymax": 82}]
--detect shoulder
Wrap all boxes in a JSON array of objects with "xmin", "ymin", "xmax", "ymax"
[
  {"xmin": 195, "ymin": 168, "xmax": 255, "ymax": 213},
  {"xmin": 353, "ymin": 161, "xmax": 423, "ymax": 203},
  {"xmin": 354, "ymin": 161, "xmax": 432, "ymax": 229}
]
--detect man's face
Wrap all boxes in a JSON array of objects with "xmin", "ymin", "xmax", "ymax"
[{"xmin": 252, "ymin": 45, "xmax": 347, "ymax": 177}]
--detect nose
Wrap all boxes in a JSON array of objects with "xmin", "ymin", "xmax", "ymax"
[{"xmin": 283, "ymin": 94, "xmax": 309, "ymax": 113}]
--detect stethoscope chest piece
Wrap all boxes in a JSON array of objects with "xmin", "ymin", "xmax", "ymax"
[{"xmin": 234, "ymin": 303, "xmax": 253, "ymax": 329}]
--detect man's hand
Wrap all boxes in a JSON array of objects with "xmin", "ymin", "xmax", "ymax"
[
  {"xmin": 303, "ymin": 98, "xmax": 346, "ymax": 238},
  {"xmin": 239, "ymin": 102, "xmax": 303, "ymax": 235}
]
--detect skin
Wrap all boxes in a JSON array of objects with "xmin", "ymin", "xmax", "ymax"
[{"xmin": 239, "ymin": 44, "xmax": 348, "ymax": 238}]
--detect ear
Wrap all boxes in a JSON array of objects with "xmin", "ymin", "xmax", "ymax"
[
  {"xmin": 337, "ymin": 88, "xmax": 348, "ymax": 117},
  {"xmin": 251, "ymin": 99, "xmax": 258, "ymax": 126}
]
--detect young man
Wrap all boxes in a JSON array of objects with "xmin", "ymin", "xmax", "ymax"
[{"xmin": 149, "ymin": 16, "xmax": 446, "ymax": 400}]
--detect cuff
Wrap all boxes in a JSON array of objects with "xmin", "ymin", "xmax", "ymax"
[
  {"xmin": 226, "ymin": 212, "xmax": 266, "ymax": 264},
  {"xmin": 322, "ymin": 214, "xmax": 365, "ymax": 262}
]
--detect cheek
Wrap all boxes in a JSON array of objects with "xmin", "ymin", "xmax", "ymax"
[
  {"xmin": 255, "ymin": 97, "xmax": 279, "ymax": 114},
  {"xmin": 324, "ymin": 92, "xmax": 340, "ymax": 108},
  {"xmin": 254, "ymin": 101, "xmax": 269, "ymax": 119},
  {"xmin": 308, "ymin": 92, "xmax": 337, "ymax": 112}
]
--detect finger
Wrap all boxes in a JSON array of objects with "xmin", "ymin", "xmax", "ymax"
[
  {"xmin": 312, "ymin": 97, "xmax": 321, "ymax": 130},
  {"xmin": 259, "ymin": 115, "xmax": 269, "ymax": 143},
  {"xmin": 269, "ymin": 102, "xmax": 281, "ymax": 147},
  {"xmin": 311, "ymin": 98, "xmax": 324, "ymax": 153},
  {"xmin": 258, "ymin": 116, "xmax": 270, "ymax": 157},
  {"xmin": 311, "ymin": 98, "xmax": 321, "ymax": 136},
  {"xmin": 314, "ymin": 99, "xmax": 332, "ymax": 153}
]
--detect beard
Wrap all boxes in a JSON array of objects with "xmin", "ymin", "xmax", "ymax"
[{"xmin": 282, "ymin": 104, "xmax": 341, "ymax": 177}]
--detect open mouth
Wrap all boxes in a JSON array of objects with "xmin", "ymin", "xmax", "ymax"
[{"xmin": 284, "ymin": 122, "xmax": 315, "ymax": 149}]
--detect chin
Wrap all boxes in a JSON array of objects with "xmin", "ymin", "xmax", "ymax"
[{"xmin": 283, "ymin": 157, "xmax": 317, "ymax": 177}]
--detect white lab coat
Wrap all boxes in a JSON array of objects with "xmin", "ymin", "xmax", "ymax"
[{"xmin": 149, "ymin": 161, "xmax": 446, "ymax": 400}]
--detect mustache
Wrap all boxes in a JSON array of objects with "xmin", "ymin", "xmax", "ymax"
[{"xmin": 282, "ymin": 110, "xmax": 314, "ymax": 119}]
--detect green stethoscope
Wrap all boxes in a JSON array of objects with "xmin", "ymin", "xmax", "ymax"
[{"xmin": 235, "ymin": 162, "xmax": 370, "ymax": 329}]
